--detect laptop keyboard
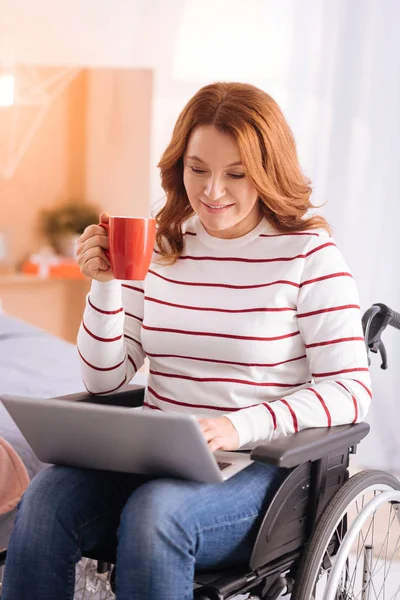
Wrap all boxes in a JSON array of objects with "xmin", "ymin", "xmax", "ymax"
[{"xmin": 217, "ymin": 461, "xmax": 232, "ymax": 471}]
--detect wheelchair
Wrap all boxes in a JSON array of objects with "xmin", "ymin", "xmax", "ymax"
[{"xmin": 2, "ymin": 303, "xmax": 400, "ymax": 600}]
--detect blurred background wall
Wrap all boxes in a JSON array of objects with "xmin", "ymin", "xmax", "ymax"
[
  {"xmin": 0, "ymin": 0, "xmax": 399, "ymax": 470},
  {"xmin": 0, "ymin": 68, "xmax": 152, "ymax": 266}
]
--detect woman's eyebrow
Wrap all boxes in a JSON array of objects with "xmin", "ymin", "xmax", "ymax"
[{"xmin": 186, "ymin": 155, "xmax": 243, "ymax": 168}]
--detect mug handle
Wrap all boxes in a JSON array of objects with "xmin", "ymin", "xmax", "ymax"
[{"xmin": 98, "ymin": 221, "xmax": 111, "ymax": 262}]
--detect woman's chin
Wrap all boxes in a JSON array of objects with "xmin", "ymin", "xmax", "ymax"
[{"xmin": 202, "ymin": 218, "xmax": 240, "ymax": 239}]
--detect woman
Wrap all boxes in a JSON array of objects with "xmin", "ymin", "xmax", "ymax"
[{"xmin": 2, "ymin": 82, "xmax": 371, "ymax": 599}]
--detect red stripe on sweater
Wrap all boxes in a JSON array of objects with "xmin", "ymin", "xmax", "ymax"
[
  {"xmin": 78, "ymin": 347, "xmax": 125, "ymax": 371},
  {"xmin": 155, "ymin": 242, "xmax": 333, "ymax": 263},
  {"xmin": 148, "ymin": 269, "xmax": 300, "ymax": 290},
  {"xmin": 352, "ymin": 379, "xmax": 373, "ymax": 399},
  {"xmin": 149, "ymin": 369, "xmax": 308, "ymax": 388},
  {"xmin": 280, "ymin": 399, "xmax": 298, "ymax": 432},
  {"xmin": 148, "ymin": 386, "xmax": 234, "ymax": 412},
  {"xmin": 145, "ymin": 351, "xmax": 307, "ymax": 368},
  {"xmin": 88, "ymin": 296, "xmax": 123, "ymax": 315},
  {"xmin": 300, "ymin": 272, "xmax": 352, "ymax": 288},
  {"xmin": 307, "ymin": 388, "xmax": 332, "ymax": 426},
  {"xmin": 337, "ymin": 381, "xmax": 358, "ymax": 423},
  {"xmin": 124, "ymin": 334, "xmax": 142, "ymax": 347},
  {"xmin": 147, "ymin": 386, "xmax": 259, "ymax": 413},
  {"xmin": 174, "ymin": 253, "xmax": 309, "ymax": 263},
  {"xmin": 297, "ymin": 305, "xmax": 360, "ymax": 318},
  {"xmin": 127, "ymin": 354, "xmax": 138, "ymax": 371},
  {"xmin": 260, "ymin": 232, "xmax": 320, "ymax": 238},
  {"xmin": 262, "ymin": 403, "xmax": 277, "ymax": 429},
  {"xmin": 84, "ymin": 376, "xmax": 127, "ymax": 395},
  {"xmin": 82, "ymin": 320, "xmax": 122, "ymax": 342},
  {"xmin": 306, "ymin": 242, "xmax": 336, "ymax": 257},
  {"xmin": 142, "ymin": 324, "xmax": 300, "ymax": 342},
  {"xmin": 144, "ymin": 401, "xmax": 163, "ymax": 410},
  {"xmin": 313, "ymin": 367, "xmax": 369, "ymax": 378},
  {"xmin": 125, "ymin": 312, "xmax": 143, "ymax": 322},
  {"xmin": 122, "ymin": 284, "xmax": 144, "ymax": 294},
  {"xmin": 306, "ymin": 337, "xmax": 364, "ymax": 349},
  {"xmin": 145, "ymin": 296, "xmax": 295, "ymax": 314}
]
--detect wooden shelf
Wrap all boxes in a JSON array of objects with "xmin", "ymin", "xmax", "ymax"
[
  {"xmin": 0, "ymin": 273, "xmax": 87, "ymax": 285},
  {"xmin": 0, "ymin": 274, "xmax": 52, "ymax": 285},
  {"xmin": 0, "ymin": 275, "xmax": 91, "ymax": 342}
]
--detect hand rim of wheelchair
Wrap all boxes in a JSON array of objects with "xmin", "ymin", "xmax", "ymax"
[
  {"xmin": 324, "ymin": 487, "xmax": 400, "ymax": 600},
  {"xmin": 291, "ymin": 469, "xmax": 400, "ymax": 600}
]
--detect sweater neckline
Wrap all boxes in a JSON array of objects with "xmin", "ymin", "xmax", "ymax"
[{"xmin": 192, "ymin": 214, "xmax": 275, "ymax": 249}]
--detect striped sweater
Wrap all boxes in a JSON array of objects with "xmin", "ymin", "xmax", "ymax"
[{"xmin": 77, "ymin": 214, "xmax": 371, "ymax": 448}]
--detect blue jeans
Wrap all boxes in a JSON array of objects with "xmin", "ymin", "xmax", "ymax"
[{"xmin": 2, "ymin": 461, "xmax": 283, "ymax": 600}]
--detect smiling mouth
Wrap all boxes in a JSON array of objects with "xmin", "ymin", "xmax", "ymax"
[{"xmin": 201, "ymin": 201, "xmax": 234, "ymax": 211}]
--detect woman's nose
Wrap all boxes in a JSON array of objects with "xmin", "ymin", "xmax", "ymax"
[{"xmin": 204, "ymin": 176, "xmax": 226, "ymax": 202}]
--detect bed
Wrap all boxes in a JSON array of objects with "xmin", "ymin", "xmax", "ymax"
[{"xmin": 0, "ymin": 311, "xmax": 147, "ymax": 551}]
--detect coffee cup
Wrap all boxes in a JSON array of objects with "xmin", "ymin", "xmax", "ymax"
[{"xmin": 100, "ymin": 216, "xmax": 156, "ymax": 281}]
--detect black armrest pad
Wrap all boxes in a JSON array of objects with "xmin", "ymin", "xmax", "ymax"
[
  {"xmin": 250, "ymin": 422, "xmax": 370, "ymax": 468},
  {"xmin": 52, "ymin": 384, "xmax": 146, "ymax": 408}
]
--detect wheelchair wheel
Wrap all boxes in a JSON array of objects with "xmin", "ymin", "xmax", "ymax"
[
  {"xmin": 291, "ymin": 469, "xmax": 400, "ymax": 600},
  {"xmin": 74, "ymin": 558, "xmax": 115, "ymax": 600}
]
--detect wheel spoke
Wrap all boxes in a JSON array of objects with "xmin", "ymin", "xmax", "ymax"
[
  {"xmin": 367, "ymin": 511, "xmax": 400, "ymax": 598},
  {"xmin": 292, "ymin": 472, "xmax": 400, "ymax": 600}
]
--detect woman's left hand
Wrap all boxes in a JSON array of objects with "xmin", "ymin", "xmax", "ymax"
[{"xmin": 197, "ymin": 417, "xmax": 240, "ymax": 452}]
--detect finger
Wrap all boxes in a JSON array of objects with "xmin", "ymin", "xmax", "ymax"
[
  {"xmin": 201, "ymin": 430, "xmax": 216, "ymax": 443},
  {"xmin": 199, "ymin": 424, "xmax": 216, "ymax": 437},
  {"xmin": 208, "ymin": 437, "xmax": 224, "ymax": 453},
  {"xmin": 77, "ymin": 234, "xmax": 109, "ymax": 257},
  {"xmin": 84, "ymin": 255, "xmax": 111, "ymax": 272},
  {"xmin": 79, "ymin": 224, "xmax": 108, "ymax": 244},
  {"xmin": 79, "ymin": 247, "xmax": 110, "ymax": 268},
  {"xmin": 197, "ymin": 420, "xmax": 211, "ymax": 433},
  {"xmin": 197, "ymin": 418, "xmax": 217, "ymax": 431},
  {"xmin": 99, "ymin": 211, "xmax": 110, "ymax": 224}
]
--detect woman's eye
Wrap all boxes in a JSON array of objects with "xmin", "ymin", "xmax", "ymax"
[
  {"xmin": 189, "ymin": 166, "xmax": 244, "ymax": 179},
  {"xmin": 228, "ymin": 173, "xmax": 245, "ymax": 179}
]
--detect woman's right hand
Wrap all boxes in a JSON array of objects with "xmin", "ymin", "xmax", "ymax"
[{"xmin": 76, "ymin": 212, "xmax": 114, "ymax": 282}]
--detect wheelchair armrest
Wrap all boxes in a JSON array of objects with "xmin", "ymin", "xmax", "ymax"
[
  {"xmin": 52, "ymin": 384, "xmax": 146, "ymax": 408},
  {"xmin": 250, "ymin": 422, "xmax": 370, "ymax": 469}
]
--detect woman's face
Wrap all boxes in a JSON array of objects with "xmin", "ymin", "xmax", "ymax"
[{"xmin": 183, "ymin": 125, "xmax": 261, "ymax": 239}]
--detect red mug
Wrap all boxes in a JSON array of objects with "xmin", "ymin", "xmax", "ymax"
[{"xmin": 99, "ymin": 216, "xmax": 156, "ymax": 280}]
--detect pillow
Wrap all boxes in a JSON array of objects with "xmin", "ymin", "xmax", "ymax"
[{"xmin": 0, "ymin": 437, "xmax": 29, "ymax": 515}]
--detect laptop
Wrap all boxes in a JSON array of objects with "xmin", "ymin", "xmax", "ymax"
[{"xmin": 1, "ymin": 395, "xmax": 253, "ymax": 484}]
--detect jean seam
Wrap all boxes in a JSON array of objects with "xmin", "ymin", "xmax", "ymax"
[
  {"xmin": 195, "ymin": 511, "xmax": 259, "ymax": 536},
  {"xmin": 66, "ymin": 549, "xmax": 82, "ymax": 600},
  {"xmin": 53, "ymin": 508, "xmax": 111, "ymax": 599}
]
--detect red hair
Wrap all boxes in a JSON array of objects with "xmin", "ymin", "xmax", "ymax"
[{"xmin": 156, "ymin": 82, "xmax": 330, "ymax": 264}]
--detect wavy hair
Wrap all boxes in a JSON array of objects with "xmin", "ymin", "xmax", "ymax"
[{"xmin": 156, "ymin": 82, "xmax": 331, "ymax": 264}]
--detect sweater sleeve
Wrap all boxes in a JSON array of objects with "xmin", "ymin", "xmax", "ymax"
[
  {"xmin": 76, "ymin": 279, "xmax": 146, "ymax": 394},
  {"xmin": 225, "ymin": 234, "xmax": 372, "ymax": 448}
]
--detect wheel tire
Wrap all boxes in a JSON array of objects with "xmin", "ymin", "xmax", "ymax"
[{"xmin": 291, "ymin": 469, "xmax": 400, "ymax": 600}]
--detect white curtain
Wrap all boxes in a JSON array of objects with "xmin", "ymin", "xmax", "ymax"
[
  {"xmin": 150, "ymin": 0, "xmax": 400, "ymax": 471},
  {"xmin": 280, "ymin": 0, "xmax": 400, "ymax": 471}
]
